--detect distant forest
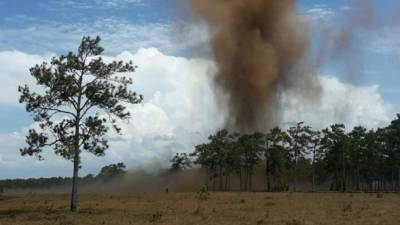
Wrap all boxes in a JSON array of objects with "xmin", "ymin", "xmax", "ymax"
[
  {"xmin": 3, "ymin": 115, "xmax": 400, "ymax": 193},
  {"xmin": 0, "ymin": 163, "xmax": 126, "ymax": 192},
  {"xmin": 171, "ymin": 114, "xmax": 400, "ymax": 193}
]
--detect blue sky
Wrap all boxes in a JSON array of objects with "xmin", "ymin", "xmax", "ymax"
[{"xmin": 0, "ymin": 0, "xmax": 399, "ymax": 178}]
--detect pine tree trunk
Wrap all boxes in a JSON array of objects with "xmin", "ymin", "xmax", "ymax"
[
  {"xmin": 244, "ymin": 166, "xmax": 248, "ymax": 192},
  {"xmin": 225, "ymin": 174, "xmax": 229, "ymax": 191},
  {"xmin": 71, "ymin": 72, "xmax": 83, "ymax": 212},
  {"xmin": 341, "ymin": 149, "xmax": 346, "ymax": 192},
  {"xmin": 312, "ymin": 149, "xmax": 316, "ymax": 192},
  {"xmin": 239, "ymin": 169, "xmax": 242, "ymax": 192},
  {"xmin": 219, "ymin": 167, "xmax": 223, "ymax": 191},
  {"xmin": 312, "ymin": 174, "xmax": 315, "ymax": 192},
  {"xmin": 294, "ymin": 152, "xmax": 297, "ymax": 192},
  {"xmin": 266, "ymin": 157, "xmax": 270, "ymax": 192},
  {"xmin": 70, "ymin": 152, "xmax": 79, "ymax": 212},
  {"xmin": 356, "ymin": 168, "xmax": 360, "ymax": 191},
  {"xmin": 398, "ymin": 167, "xmax": 400, "ymax": 192},
  {"xmin": 391, "ymin": 169, "xmax": 395, "ymax": 192},
  {"xmin": 70, "ymin": 120, "xmax": 80, "ymax": 212},
  {"xmin": 334, "ymin": 171, "xmax": 339, "ymax": 191},
  {"xmin": 249, "ymin": 170, "xmax": 253, "ymax": 192},
  {"xmin": 205, "ymin": 170, "xmax": 209, "ymax": 191},
  {"xmin": 213, "ymin": 171, "xmax": 216, "ymax": 191},
  {"xmin": 383, "ymin": 178, "xmax": 387, "ymax": 192},
  {"xmin": 342, "ymin": 166, "xmax": 346, "ymax": 192}
]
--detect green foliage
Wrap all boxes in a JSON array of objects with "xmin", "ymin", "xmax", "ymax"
[
  {"xmin": 170, "ymin": 153, "xmax": 192, "ymax": 172},
  {"xmin": 0, "ymin": 163, "xmax": 126, "ymax": 191},
  {"xmin": 149, "ymin": 211, "xmax": 163, "ymax": 223},
  {"xmin": 238, "ymin": 132, "xmax": 265, "ymax": 170},
  {"xmin": 18, "ymin": 36, "xmax": 142, "ymax": 211},
  {"xmin": 18, "ymin": 36, "xmax": 142, "ymax": 161},
  {"xmin": 190, "ymin": 130, "xmax": 265, "ymax": 191},
  {"xmin": 287, "ymin": 122, "xmax": 312, "ymax": 165},
  {"xmin": 183, "ymin": 114, "xmax": 400, "ymax": 192},
  {"xmin": 97, "ymin": 163, "xmax": 127, "ymax": 179},
  {"xmin": 265, "ymin": 127, "xmax": 291, "ymax": 191},
  {"xmin": 195, "ymin": 185, "xmax": 210, "ymax": 201}
]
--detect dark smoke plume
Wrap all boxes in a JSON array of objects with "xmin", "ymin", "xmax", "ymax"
[{"xmin": 189, "ymin": 0, "xmax": 313, "ymax": 132}]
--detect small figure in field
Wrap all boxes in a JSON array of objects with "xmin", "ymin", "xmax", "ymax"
[{"xmin": 165, "ymin": 188, "xmax": 169, "ymax": 194}]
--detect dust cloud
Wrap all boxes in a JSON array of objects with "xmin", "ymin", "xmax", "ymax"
[{"xmin": 186, "ymin": 0, "xmax": 378, "ymax": 132}]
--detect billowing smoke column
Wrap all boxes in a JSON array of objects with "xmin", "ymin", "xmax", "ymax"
[{"xmin": 189, "ymin": 0, "xmax": 311, "ymax": 132}]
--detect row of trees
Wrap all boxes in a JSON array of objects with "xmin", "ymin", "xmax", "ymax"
[
  {"xmin": 0, "ymin": 163, "xmax": 127, "ymax": 191},
  {"xmin": 171, "ymin": 116, "xmax": 400, "ymax": 193}
]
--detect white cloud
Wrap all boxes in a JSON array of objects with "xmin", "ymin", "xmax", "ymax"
[
  {"xmin": 0, "ymin": 131, "xmax": 71, "ymax": 179},
  {"xmin": 100, "ymin": 48, "xmax": 223, "ymax": 171},
  {"xmin": 306, "ymin": 5, "xmax": 336, "ymax": 23},
  {"xmin": 0, "ymin": 48, "xmax": 394, "ymax": 178},
  {"xmin": 95, "ymin": 0, "xmax": 143, "ymax": 8},
  {"xmin": 0, "ymin": 48, "xmax": 222, "ymax": 177},
  {"xmin": 282, "ymin": 76, "xmax": 393, "ymax": 130},
  {"xmin": 0, "ymin": 51, "xmax": 49, "ymax": 106},
  {"xmin": 1, "ymin": 13, "xmax": 210, "ymax": 57},
  {"xmin": 0, "ymin": 18, "xmax": 176, "ymax": 55},
  {"xmin": 53, "ymin": 0, "xmax": 143, "ymax": 10}
]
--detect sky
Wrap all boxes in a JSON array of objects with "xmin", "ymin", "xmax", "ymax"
[{"xmin": 0, "ymin": 0, "xmax": 399, "ymax": 179}]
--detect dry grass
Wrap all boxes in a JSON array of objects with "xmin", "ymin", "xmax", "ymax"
[{"xmin": 0, "ymin": 192, "xmax": 399, "ymax": 225}]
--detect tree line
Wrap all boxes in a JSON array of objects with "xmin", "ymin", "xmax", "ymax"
[
  {"xmin": 0, "ymin": 163, "xmax": 126, "ymax": 192},
  {"xmin": 171, "ymin": 115, "xmax": 400, "ymax": 193}
]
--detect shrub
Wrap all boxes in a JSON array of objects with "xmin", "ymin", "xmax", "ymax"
[{"xmin": 195, "ymin": 185, "xmax": 210, "ymax": 201}]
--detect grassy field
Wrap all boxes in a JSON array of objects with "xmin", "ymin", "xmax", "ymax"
[{"xmin": 0, "ymin": 192, "xmax": 399, "ymax": 225}]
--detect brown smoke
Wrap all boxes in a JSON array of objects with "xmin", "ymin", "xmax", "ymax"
[
  {"xmin": 186, "ymin": 0, "xmax": 387, "ymax": 132},
  {"xmin": 189, "ymin": 0, "xmax": 312, "ymax": 132},
  {"xmin": 312, "ymin": 0, "xmax": 376, "ymax": 85}
]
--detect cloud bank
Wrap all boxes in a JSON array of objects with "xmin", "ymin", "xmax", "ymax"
[{"xmin": 0, "ymin": 48, "xmax": 393, "ymax": 178}]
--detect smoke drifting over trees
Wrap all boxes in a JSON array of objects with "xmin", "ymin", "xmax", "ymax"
[
  {"xmin": 189, "ymin": 0, "xmax": 313, "ymax": 132},
  {"xmin": 187, "ymin": 0, "xmax": 380, "ymax": 133}
]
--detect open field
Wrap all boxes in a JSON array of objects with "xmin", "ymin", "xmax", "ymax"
[{"xmin": 0, "ymin": 193, "xmax": 399, "ymax": 225}]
